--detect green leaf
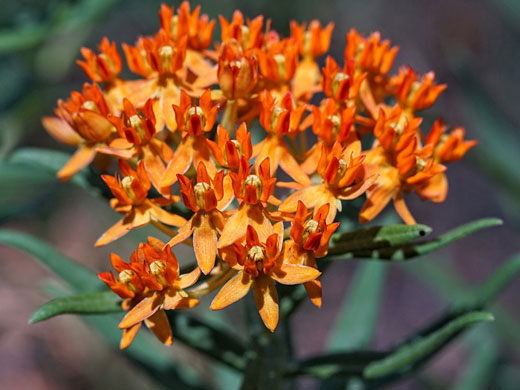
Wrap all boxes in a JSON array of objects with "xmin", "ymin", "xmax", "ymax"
[
  {"xmin": 327, "ymin": 218, "xmax": 502, "ymax": 260},
  {"xmin": 363, "ymin": 311, "xmax": 494, "ymax": 379},
  {"xmin": 327, "ymin": 262, "xmax": 387, "ymax": 351},
  {"xmin": 29, "ymin": 291, "xmax": 122, "ymax": 324},
  {"xmin": 7, "ymin": 147, "xmax": 99, "ymax": 192},
  {"xmin": 330, "ymin": 223, "xmax": 432, "ymax": 252},
  {"xmin": 0, "ymin": 229, "xmax": 102, "ymax": 292}
]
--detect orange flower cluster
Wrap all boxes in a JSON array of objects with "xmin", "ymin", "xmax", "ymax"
[{"xmin": 42, "ymin": 3, "xmax": 476, "ymax": 346}]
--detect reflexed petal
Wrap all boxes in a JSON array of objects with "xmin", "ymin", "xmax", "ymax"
[
  {"xmin": 148, "ymin": 201, "xmax": 187, "ymax": 227},
  {"xmin": 167, "ymin": 219, "xmax": 194, "ymax": 247},
  {"xmin": 145, "ymin": 309, "xmax": 173, "ymax": 345},
  {"xmin": 218, "ymin": 204, "xmax": 249, "ymax": 248},
  {"xmin": 120, "ymin": 322, "xmax": 141, "ymax": 350},
  {"xmin": 278, "ymin": 144, "xmax": 312, "ymax": 186},
  {"xmin": 210, "ymin": 272, "xmax": 252, "ymax": 310},
  {"xmin": 161, "ymin": 138, "xmax": 194, "ymax": 187},
  {"xmin": 193, "ymin": 213, "xmax": 217, "ymax": 274},
  {"xmin": 57, "ymin": 145, "xmax": 96, "ymax": 181},
  {"xmin": 95, "ymin": 215, "xmax": 133, "ymax": 247},
  {"xmin": 253, "ymin": 275, "xmax": 279, "ymax": 332},
  {"xmin": 393, "ymin": 191, "xmax": 416, "ymax": 225},
  {"xmin": 247, "ymin": 205, "xmax": 274, "ymax": 244},
  {"xmin": 119, "ymin": 293, "xmax": 162, "ymax": 329},
  {"xmin": 42, "ymin": 116, "xmax": 82, "ymax": 146},
  {"xmin": 179, "ymin": 267, "xmax": 202, "ymax": 289},
  {"xmin": 304, "ymin": 279, "xmax": 322, "ymax": 308},
  {"xmin": 270, "ymin": 264, "xmax": 321, "ymax": 285}
]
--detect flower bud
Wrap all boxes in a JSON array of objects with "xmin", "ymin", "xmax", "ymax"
[{"xmin": 218, "ymin": 40, "xmax": 258, "ymax": 100}]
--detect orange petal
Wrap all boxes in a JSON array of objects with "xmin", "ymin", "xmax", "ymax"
[
  {"xmin": 270, "ymin": 264, "xmax": 321, "ymax": 285},
  {"xmin": 179, "ymin": 267, "xmax": 202, "ymax": 289},
  {"xmin": 253, "ymin": 274, "xmax": 279, "ymax": 332},
  {"xmin": 193, "ymin": 213, "xmax": 217, "ymax": 274},
  {"xmin": 167, "ymin": 219, "xmax": 194, "ymax": 247},
  {"xmin": 120, "ymin": 322, "xmax": 141, "ymax": 350},
  {"xmin": 148, "ymin": 201, "xmax": 187, "ymax": 227},
  {"xmin": 247, "ymin": 206, "xmax": 274, "ymax": 244},
  {"xmin": 279, "ymin": 184, "xmax": 333, "ymax": 213},
  {"xmin": 95, "ymin": 215, "xmax": 133, "ymax": 247},
  {"xmin": 210, "ymin": 271, "xmax": 252, "ymax": 310},
  {"xmin": 162, "ymin": 80, "xmax": 181, "ymax": 131},
  {"xmin": 57, "ymin": 145, "xmax": 96, "ymax": 181},
  {"xmin": 42, "ymin": 116, "xmax": 82, "ymax": 146},
  {"xmin": 119, "ymin": 293, "xmax": 161, "ymax": 329},
  {"xmin": 359, "ymin": 172, "xmax": 396, "ymax": 224},
  {"xmin": 160, "ymin": 137, "xmax": 194, "ymax": 187},
  {"xmin": 416, "ymin": 172, "xmax": 448, "ymax": 203},
  {"xmin": 145, "ymin": 309, "xmax": 173, "ymax": 345},
  {"xmin": 304, "ymin": 279, "xmax": 322, "ymax": 308},
  {"xmin": 217, "ymin": 174, "xmax": 235, "ymax": 210},
  {"xmin": 218, "ymin": 204, "xmax": 249, "ymax": 248},
  {"xmin": 278, "ymin": 144, "xmax": 311, "ymax": 185},
  {"xmin": 393, "ymin": 191, "xmax": 417, "ymax": 225}
]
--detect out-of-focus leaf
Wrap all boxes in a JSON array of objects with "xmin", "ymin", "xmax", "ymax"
[
  {"xmin": 167, "ymin": 311, "xmax": 246, "ymax": 371},
  {"xmin": 0, "ymin": 163, "xmax": 56, "ymax": 219},
  {"xmin": 327, "ymin": 218, "xmax": 502, "ymax": 260},
  {"xmin": 454, "ymin": 326, "xmax": 498, "ymax": 390},
  {"xmin": 7, "ymin": 147, "xmax": 98, "ymax": 192},
  {"xmin": 291, "ymin": 311, "xmax": 493, "ymax": 383},
  {"xmin": 327, "ymin": 262, "xmax": 387, "ymax": 351},
  {"xmin": 0, "ymin": 229, "xmax": 102, "ymax": 292},
  {"xmin": 363, "ymin": 311, "xmax": 494, "ymax": 379},
  {"xmin": 85, "ymin": 313, "xmax": 206, "ymax": 389},
  {"xmin": 29, "ymin": 291, "xmax": 122, "ymax": 324}
]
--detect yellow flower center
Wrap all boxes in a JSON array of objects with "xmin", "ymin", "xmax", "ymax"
[
  {"xmin": 186, "ymin": 106, "xmax": 206, "ymax": 129},
  {"xmin": 240, "ymin": 25, "xmax": 250, "ymax": 49},
  {"xmin": 129, "ymin": 114, "xmax": 147, "ymax": 140},
  {"xmin": 327, "ymin": 114, "xmax": 341, "ymax": 137},
  {"xmin": 98, "ymin": 53, "xmax": 118, "ymax": 75},
  {"xmin": 247, "ymin": 245, "xmax": 265, "ymax": 271},
  {"xmin": 159, "ymin": 45, "xmax": 174, "ymax": 72},
  {"xmin": 81, "ymin": 100, "xmax": 98, "ymax": 112},
  {"xmin": 273, "ymin": 54, "xmax": 287, "ymax": 79},
  {"xmin": 270, "ymin": 106, "xmax": 287, "ymax": 130},
  {"xmin": 302, "ymin": 219, "xmax": 320, "ymax": 244},
  {"xmin": 150, "ymin": 260, "xmax": 168, "ymax": 286},
  {"xmin": 302, "ymin": 31, "xmax": 312, "ymax": 58},
  {"xmin": 121, "ymin": 176, "xmax": 138, "ymax": 203},
  {"xmin": 193, "ymin": 182, "xmax": 211, "ymax": 209},
  {"xmin": 336, "ymin": 158, "xmax": 348, "ymax": 181},
  {"xmin": 415, "ymin": 155, "xmax": 427, "ymax": 171},
  {"xmin": 389, "ymin": 114, "xmax": 408, "ymax": 135},
  {"xmin": 244, "ymin": 174, "xmax": 263, "ymax": 200},
  {"xmin": 118, "ymin": 269, "xmax": 138, "ymax": 293},
  {"xmin": 171, "ymin": 15, "xmax": 179, "ymax": 41},
  {"xmin": 332, "ymin": 72, "xmax": 349, "ymax": 96}
]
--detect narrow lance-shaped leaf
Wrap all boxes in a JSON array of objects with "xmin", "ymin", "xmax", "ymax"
[
  {"xmin": 327, "ymin": 218, "xmax": 502, "ymax": 260},
  {"xmin": 0, "ymin": 229, "xmax": 103, "ymax": 292},
  {"xmin": 363, "ymin": 311, "xmax": 494, "ymax": 379},
  {"xmin": 327, "ymin": 262, "xmax": 387, "ymax": 351},
  {"xmin": 29, "ymin": 291, "xmax": 122, "ymax": 324}
]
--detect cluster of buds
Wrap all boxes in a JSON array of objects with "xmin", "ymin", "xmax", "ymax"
[{"xmin": 42, "ymin": 2, "xmax": 476, "ymax": 347}]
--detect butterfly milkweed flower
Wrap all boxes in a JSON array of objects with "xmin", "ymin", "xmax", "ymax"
[
  {"xmin": 211, "ymin": 225, "xmax": 320, "ymax": 331},
  {"xmin": 98, "ymin": 237, "xmax": 200, "ymax": 348}
]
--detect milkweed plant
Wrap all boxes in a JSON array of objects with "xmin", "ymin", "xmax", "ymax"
[{"xmin": 3, "ymin": 2, "xmax": 518, "ymax": 389}]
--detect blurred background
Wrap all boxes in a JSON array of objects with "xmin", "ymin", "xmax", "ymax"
[{"xmin": 1, "ymin": 0, "xmax": 520, "ymax": 389}]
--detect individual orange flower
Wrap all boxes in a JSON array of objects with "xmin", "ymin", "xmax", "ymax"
[
  {"xmin": 256, "ymin": 38, "xmax": 299, "ymax": 99},
  {"xmin": 283, "ymin": 201, "xmax": 339, "ymax": 307},
  {"xmin": 100, "ymin": 238, "xmax": 200, "ymax": 349},
  {"xmin": 167, "ymin": 162, "xmax": 232, "ymax": 274},
  {"xmin": 391, "ymin": 67, "xmax": 447, "ymax": 112},
  {"xmin": 359, "ymin": 106, "xmax": 446, "ymax": 224},
  {"xmin": 301, "ymin": 98, "xmax": 357, "ymax": 174},
  {"xmin": 95, "ymin": 160, "xmax": 186, "ymax": 247},
  {"xmin": 345, "ymin": 29, "xmax": 399, "ymax": 76},
  {"xmin": 253, "ymin": 90, "xmax": 310, "ymax": 185},
  {"xmin": 280, "ymin": 140, "xmax": 374, "ymax": 223},
  {"xmin": 108, "ymin": 98, "xmax": 174, "ymax": 195},
  {"xmin": 425, "ymin": 118, "xmax": 477, "ymax": 164},
  {"xmin": 322, "ymin": 56, "xmax": 366, "ymax": 103},
  {"xmin": 218, "ymin": 158, "xmax": 279, "ymax": 248},
  {"xmin": 206, "ymin": 122, "xmax": 253, "ymax": 171},
  {"xmin": 77, "ymin": 37, "xmax": 122, "ymax": 83},
  {"xmin": 42, "ymin": 83, "xmax": 132, "ymax": 181},
  {"xmin": 160, "ymin": 89, "xmax": 218, "ymax": 187},
  {"xmin": 211, "ymin": 224, "xmax": 321, "ymax": 331},
  {"xmin": 290, "ymin": 20, "xmax": 333, "ymax": 100},
  {"xmin": 217, "ymin": 39, "xmax": 258, "ymax": 100},
  {"xmin": 414, "ymin": 118, "xmax": 477, "ymax": 202},
  {"xmin": 159, "ymin": 2, "xmax": 215, "ymax": 51},
  {"xmin": 219, "ymin": 11, "xmax": 265, "ymax": 50},
  {"xmin": 159, "ymin": 2, "xmax": 216, "ymax": 78},
  {"xmin": 122, "ymin": 31, "xmax": 188, "ymax": 131}
]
